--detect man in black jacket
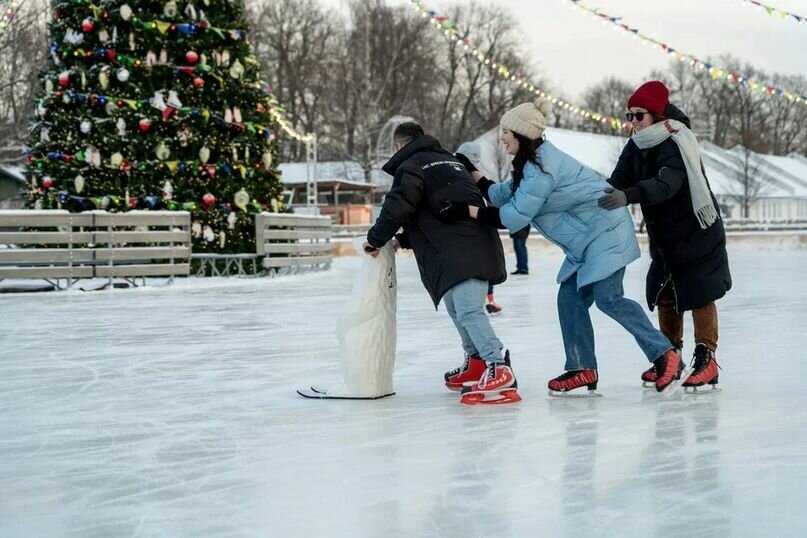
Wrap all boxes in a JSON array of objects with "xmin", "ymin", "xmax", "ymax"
[{"xmin": 363, "ymin": 122, "xmax": 519, "ymax": 405}]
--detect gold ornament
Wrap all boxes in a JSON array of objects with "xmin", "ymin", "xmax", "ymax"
[{"xmin": 110, "ymin": 152, "xmax": 124, "ymax": 167}]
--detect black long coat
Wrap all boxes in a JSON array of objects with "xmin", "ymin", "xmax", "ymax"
[
  {"xmin": 608, "ymin": 105, "xmax": 731, "ymax": 312},
  {"xmin": 367, "ymin": 135, "xmax": 506, "ymax": 307}
]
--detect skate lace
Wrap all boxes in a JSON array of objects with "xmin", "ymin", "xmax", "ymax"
[
  {"xmin": 690, "ymin": 345, "xmax": 721, "ymax": 373},
  {"xmin": 555, "ymin": 370, "xmax": 581, "ymax": 382},
  {"xmin": 477, "ymin": 363, "xmax": 499, "ymax": 390},
  {"xmin": 448, "ymin": 355, "xmax": 471, "ymax": 377}
]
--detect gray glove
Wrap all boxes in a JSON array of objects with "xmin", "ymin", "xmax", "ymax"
[{"xmin": 598, "ymin": 187, "xmax": 628, "ymax": 210}]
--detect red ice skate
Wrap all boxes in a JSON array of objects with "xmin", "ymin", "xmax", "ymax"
[
  {"xmin": 641, "ymin": 348, "xmax": 682, "ymax": 388},
  {"xmin": 444, "ymin": 354, "xmax": 487, "ymax": 391},
  {"xmin": 548, "ymin": 369, "xmax": 601, "ymax": 397},
  {"xmin": 654, "ymin": 348, "xmax": 691, "ymax": 395},
  {"xmin": 460, "ymin": 351, "xmax": 521, "ymax": 405},
  {"xmin": 683, "ymin": 344, "xmax": 720, "ymax": 393}
]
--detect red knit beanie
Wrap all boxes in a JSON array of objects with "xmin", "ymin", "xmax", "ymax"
[{"xmin": 627, "ymin": 81, "xmax": 669, "ymax": 116}]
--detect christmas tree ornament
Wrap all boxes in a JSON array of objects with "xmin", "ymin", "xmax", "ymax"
[
  {"xmin": 203, "ymin": 225, "xmax": 215, "ymax": 242},
  {"xmin": 128, "ymin": 32, "xmax": 136, "ymax": 51},
  {"xmin": 232, "ymin": 146, "xmax": 238, "ymax": 161},
  {"xmin": 58, "ymin": 71, "xmax": 70, "ymax": 87},
  {"xmin": 36, "ymin": 103, "xmax": 47, "ymax": 117},
  {"xmin": 98, "ymin": 28, "xmax": 110, "ymax": 43},
  {"xmin": 116, "ymin": 118, "xmax": 126, "ymax": 136},
  {"xmin": 198, "ymin": 146, "xmax": 210, "ymax": 163},
  {"xmin": 193, "ymin": 77, "xmax": 204, "ymax": 88},
  {"xmin": 110, "ymin": 152, "xmax": 123, "ymax": 167},
  {"xmin": 99, "ymin": 70, "xmax": 109, "ymax": 89},
  {"xmin": 202, "ymin": 193, "xmax": 216, "ymax": 207},
  {"xmin": 35, "ymin": 199, "xmax": 43, "ymax": 210},
  {"xmin": 64, "ymin": 29, "xmax": 83, "ymax": 45},
  {"xmin": 81, "ymin": 19, "xmax": 94, "ymax": 33},
  {"xmin": 262, "ymin": 151, "xmax": 273, "ymax": 169},
  {"xmin": 199, "ymin": 53, "xmax": 207, "ymax": 65},
  {"xmin": 155, "ymin": 141, "xmax": 171, "ymax": 161},
  {"xmin": 150, "ymin": 91, "xmax": 167, "ymax": 111},
  {"xmin": 74, "ymin": 174, "xmax": 85, "ymax": 193},
  {"xmin": 120, "ymin": 4, "xmax": 132, "ymax": 21},
  {"xmin": 232, "ymin": 106, "xmax": 242, "ymax": 123},
  {"xmin": 234, "ymin": 189, "xmax": 249, "ymax": 211},
  {"xmin": 146, "ymin": 51, "xmax": 157, "ymax": 66},
  {"xmin": 177, "ymin": 126, "xmax": 191, "ymax": 147},
  {"xmin": 245, "ymin": 146, "xmax": 250, "ymax": 161},
  {"xmin": 45, "ymin": 79, "xmax": 54, "ymax": 93},
  {"xmin": 81, "ymin": 71, "xmax": 87, "ymax": 89},
  {"xmin": 166, "ymin": 90, "xmax": 183, "ymax": 109},
  {"xmin": 100, "ymin": 196, "xmax": 111, "ymax": 210},
  {"xmin": 80, "ymin": 120, "xmax": 92, "ymax": 134},
  {"xmin": 86, "ymin": 146, "xmax": 101, "ymax": 167},
  {"xmin": 40, "ymin": 127, "xmax": 50, "ymax": 142},
  {"xmin": 42, "ymin": 176, "xmax": 54, "ymax": 189},
  {"xmin": 271, "ymin": 198, "xmax": 281, "ymax": 212},
  {"xmin": 227, "ymin": 212, "xmax": 236, "ymax": 229},
  {"xmin": 219, "ymin": 231, "xmax": 226, "ymax": 249},
  {"xmin": 105, "ymin": 102, "xmax": 117, "ymax": 115},
  {"xmin": 229, "ymin": 59, "xmax": 244, "ymax": 79},
  {"xmin": 159, "ymin": 49, "xmax": 168, "ymax": 65},
  {"xmin": 164, "ymin": 1, "xmax": 178, "ymax": 18},
  {"xmin": 186, "ymin": 51, "xmax": 199, "ymax": 64},
  {"xmin": 191, "ymin": 220, "xmax": 201, "ymax": 237},
  {"xmin": 116, "ymin": 68, "xmax": 130, "ymax": 82},
  {"xmin": 138, "ymin": 118, "xmax": 151, "ymax": 132},
  {"xmin": 163, "ymin": 180, "xmax": 174, "ymax": 200}
]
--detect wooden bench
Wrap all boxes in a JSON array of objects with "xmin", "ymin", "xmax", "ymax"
[
  {"xmin": 255, "ymin": 213, "xmax": 332, "ymax": 275},
  {"xmin": 0, "ymin": 210, "xmax": 191, "ymax": 289}
]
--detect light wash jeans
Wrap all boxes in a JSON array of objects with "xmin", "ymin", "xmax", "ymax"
[
  {"xmin": 558, "ymin": 268, "xmax": 672, "ymax": 371},
  {"xmin": 443, "ymin": 278, "xmax": 504, "ymax": 363}
]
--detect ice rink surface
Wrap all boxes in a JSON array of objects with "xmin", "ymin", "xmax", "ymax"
[{"xmin": 1, "ymin": 250, "xmax": 806, "ymax": 537}]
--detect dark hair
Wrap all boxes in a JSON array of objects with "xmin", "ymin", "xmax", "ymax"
[
  {"xmin": 511, "ymin": 132, "xmax": 547, "ymax": 193},
  {"xmin": 393, "ymin": 122, "xmax": 425, "ymax": 146}
]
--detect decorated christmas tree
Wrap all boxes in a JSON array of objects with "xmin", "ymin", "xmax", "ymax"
[{"xmin": 24, "ymin": 0, "xmax": 285, "ymax": 255}]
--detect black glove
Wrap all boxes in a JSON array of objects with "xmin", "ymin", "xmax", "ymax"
[
  {"xmin": 597, "ymin": 187, "xmax": 628, "ymax": 210},
  {"xmin": 438, "ymin": 200, "xmax": 470, "ymax": 223},
  {"xmin": 454, "ymin": 153, "xmax": 478, "ymax": 173}
]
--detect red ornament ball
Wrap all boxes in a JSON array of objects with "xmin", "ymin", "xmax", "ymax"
[
  {"xmin": 202, "ymin": 193, "xmax": 216, "ymax": 207},
  {"xmin": 193, "ymin": 77, "xmax": 204, "ymax": 89},
  {"xmin": 82, "ymin": 19, "xmax": 94, "ymax": 33},
  {"xmin": 42, "ymin": 177, "xmax": 54, "ymax": 189},
  {"xmin": 58, "ymin": 73, "xmax": 70, "ymax": 87},
  {"xmin": 185, "ymin": 51, "xmax": 199, "ymax": 64},
  {"xmin": 138, "ymin": 119, "xmax": 151, "ymax": 133}
]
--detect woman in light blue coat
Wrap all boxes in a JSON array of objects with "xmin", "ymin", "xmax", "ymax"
[{"xmin": 443, "ymin": 98, "xmax": 684, "ymax": 395}]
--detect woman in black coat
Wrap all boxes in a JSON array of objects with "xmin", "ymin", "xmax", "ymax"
[{"xmin": 598, "ymin": 80, "xmax": 731, "ymax": 391}]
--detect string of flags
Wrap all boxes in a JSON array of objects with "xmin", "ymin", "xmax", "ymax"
[
  {"xmin": 565, "ymin": 0, "xmax": 807, "ymax": 106},
  {"xmin": 734, "ymin": 0, "xmax": 806, "ymax": 26},
  {"xmin": 409, "ymin": 0, "xmax": 632, "ymax": 132}
]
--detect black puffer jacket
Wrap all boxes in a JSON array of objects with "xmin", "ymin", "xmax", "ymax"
[
  {"xmin": 367, "ymin": 135, "xmax": 506, "ymax": 307},
  {"xmin": 608, "ymin": 104, "xmax": 731, "ymax": 311}
]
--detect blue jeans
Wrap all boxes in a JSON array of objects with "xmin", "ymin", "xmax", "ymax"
[
  {"xmin": 443, "ymin": 279, "xmax": 504, "ymax": 363},
  {"xmin": 558, "ymin": 268, "xmax": 672, "ymax": 371},
  {"xmin": 512, "ymin": 236, "xmax": 529, "ymax": 272}
]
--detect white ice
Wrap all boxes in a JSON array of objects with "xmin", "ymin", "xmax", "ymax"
[{"xmin": 1, "ymin": 249, "xmax": 806, "ymax": 537}]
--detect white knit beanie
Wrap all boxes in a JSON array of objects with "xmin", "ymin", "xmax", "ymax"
[{"xmin": 500, "ymin": 98, "xmax": 552, "ymax": 139}]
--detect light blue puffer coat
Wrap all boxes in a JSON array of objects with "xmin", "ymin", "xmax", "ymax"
[{"xmin": 488, "ymin": 140, "xmax": 640, "ymax": 288}]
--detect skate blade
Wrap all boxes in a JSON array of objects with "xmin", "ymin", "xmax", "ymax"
[
  {"xmin": 460, "ymin": 389, "xmax": 521, "ymax": 405},
  {"xmin": 642, "ymin": 381, "xmax": 656, "ymax": 389},
  {"xmin": 548, "ymin": 389, "xmax": 602, "ymax": 399},
  {"xmin": 661, "ymin": 367, "xmax": 694, "ymax": 398},
  {"xmin": 683, "ymin": 384, "xmax": 721, "ymax": 395}
]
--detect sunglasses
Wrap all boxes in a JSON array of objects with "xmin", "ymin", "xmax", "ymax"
[{"xmin": 626, "ymin": 111, "xmax": 649, "ymax": 122}]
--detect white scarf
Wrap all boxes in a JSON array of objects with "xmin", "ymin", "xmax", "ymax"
[{"xmin": 632, "ymin": 119, "xmax": 719, "ymax": 229}]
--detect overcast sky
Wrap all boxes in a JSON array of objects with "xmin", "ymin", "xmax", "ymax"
[{"xmin": 320, "ymin": 0, "xmax": 807, "ymax": 102}]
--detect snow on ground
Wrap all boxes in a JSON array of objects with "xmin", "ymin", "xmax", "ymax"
[{"xmin": 1, "ymin": 250, "xmax": 806, "ymax": 537}]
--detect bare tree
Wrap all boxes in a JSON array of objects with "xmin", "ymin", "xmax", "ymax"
[{"xmin": 578, "ymin": 77, "xmax": 635, "ymax": 135}]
